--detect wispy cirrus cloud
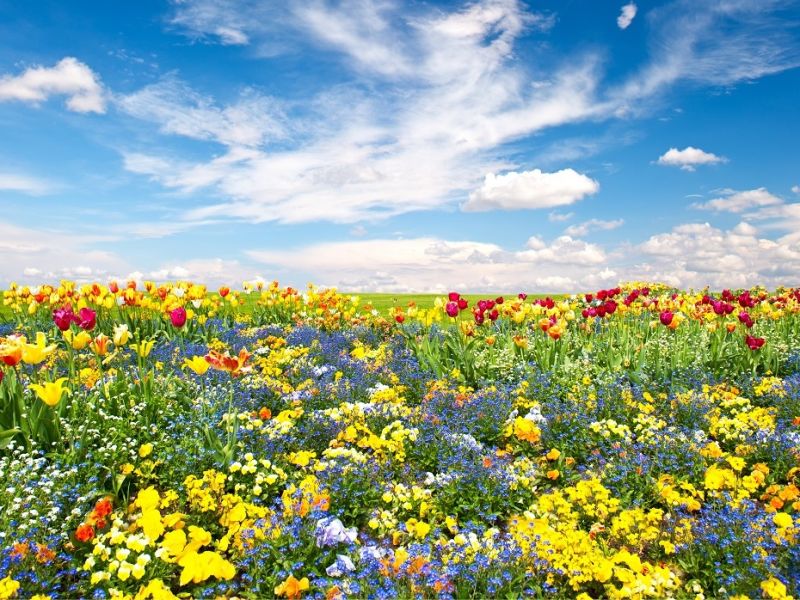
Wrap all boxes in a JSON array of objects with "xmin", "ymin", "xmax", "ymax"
[
  {"xmin": 564, "ymin": 218, "xmax": 624, "ymax": 237},
  {"xmin": 112, "ymin": 0, "xmax": 800, "ymax": 229},
  {"xmin": 0, "ymin": 172, "xmax": 55, "ymax": 195}
]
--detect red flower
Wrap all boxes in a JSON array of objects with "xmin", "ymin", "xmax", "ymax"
[
  {"xmin": 659, "ymin": 311, "xmax": 674, "ymax": 326},
  {"xmin": 457, "ymin": 298, "xmax": 468, "ymax": 310},
  {"xmin": 395, "ymin": 314, "xmax": 405, "ymax": 324},
  {"xmin": 745, "ymin": 335, "xmax": 765, "ymax": 351},
  {"xmin": 52, "ymin": 306, "xmax": 75, "ymax": 331},
  {"xmin": 77, "ymin": 308, "xmax": 96, "ymax": 331},
  {"xmin": 93, "ymin": 498, "xmax": 113, "ymax": 519},
  {"xmin": 448, "ymin": 292, "xmax": 460, "ymax": 302},
  {"xmin": 170, "ymin": 306, "xmax": 187, "ymax": 328},
  {"xmin": 445, "ymin": 302, "xmax": 459, "ymax": 318},
  {"xmin": 75, "ymin": 524, "xmax": 95, "ymax": 542},
  {"xmin": 219, "ymin": 286, "xmax": 230, "ymax": 298},
  {"xmin": 518, "ymin": 293, "xmax": 528, "ymax": 300}
]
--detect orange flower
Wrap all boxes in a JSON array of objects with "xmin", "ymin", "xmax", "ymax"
[
  {"xmin": 205, "ymin": 348, "xmax": 251, "ymax": 377},
  {"xmin": 546, "ymin": 470, "xmax": 560, "ymax": 480},
  {"xmin": 275, "ymin": 575, "xmax": 310, "ymax": 599},
  {"xmin": 259, "ymin": 407, "xmax": 272, "ymax": 420},
  {"xmin": 75, "ymin": 524, "xmax": 95, "ymax": 542}
]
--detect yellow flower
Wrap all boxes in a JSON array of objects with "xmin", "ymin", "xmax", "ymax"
[
  {"xmin": 288, "ymin": 451, "xmax": 317, "ymax": 467},
  {"xmin": 132, "ymin": 339, "xmax": 155, "ymax": 358},
  {"xmin": 183, "ymin": 356, "xmax": 210, "ymax": 376},
  {"xmin": 773, "ymin": 512, "xmax": 793, "ymax": 529},
  {"xmin": 29, "ymin": 378, "xmax": 70, "ymax": 407},
  {"xmin": 177, "ymin": 550, "xmax": 235, "ymax": 586},
  {"xmin": 112, "ymin": 324, "xmax": 130, "ymax": 347},
  {"xmin": 22, "ymin": 332, "xmax": 57, "ymax": 365},
  {"xmin": 728, "ymin": 456, "xmax": 746, "ymax": 472},
  {"xmin": 63, "ymin": 330, "xmax": 92, "ymax": 351},
  {"xmin": 761, "ymin": 577, "xmax": 791, "ymax": 600},
  {"xmin": 139, "ymin": 443, "xmax": 153, "ymax": 458},
  {"xmin": 0, "ymin": 576, "xmax": 20, "ymax": 600},
  {"xmin": 275, "ymin": 575, "xmax": 310, "ymax": 599},
  {"xmin": 546, "ymin": 448, "xmax": 561, "ymax": 461}
]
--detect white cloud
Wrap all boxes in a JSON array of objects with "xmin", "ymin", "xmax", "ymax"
[
  {"xmin": 117, "ymin": 0, "xmax": 798, "ymax": 227},
  {"xmin": 247, "ymin": 235, "xmax": 607, "ymax": 292},
  {"xmin": 635, "ymin": 221, "xmax": 800, "ymax": 289},
  {"xmin": 0, "ymin": 222, "xmax": 127, "ymax": 286},
  {"xmin": 0, "ymin": 57, "xmax": 105, "ymax": 113},
  {"xmin": 693, "ymin": 187, "xmax": 783, "ymax": 213},
  {"xmin": 564, "ymin": 218, "xmax": 624, "ymax": 237},
  {"xmin": 0, "ymin": 172, "xmax": 54, "ymax": 195},
  {"xmin": 792, "ymin": 185, "xmax": 800, "ymax": 194},
  {"xmin": 611, "ymin": 0, "xmax": 800, "ymax": 105},
  {"xmin": 617, "ymin": 3, "xmax": 637, "ymax": 30},
  {"xmin": 116, "ymin": 78, "xmax": 288, "ymax": 147},
  {"xmin": 548, "ymin": 211, "xmax": 574, "ymax": 222},
  {"xmin": 464, "ymin": 168, "xmax": 599, "ymax": 211},
  {"xmin": 243, "ymin": 219, "xmax": 800, "ymax": 292},
  {"xmin": 656, "ymin": 146, "xmax": 725, "ymax": 171},
  {"xmin": 121, "ymin": 0, "xmax": 605, "ymax": 224}
]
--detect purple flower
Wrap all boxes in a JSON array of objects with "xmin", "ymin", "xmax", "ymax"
[{"xmin": 315, "ymin": 517, "xmax": 357, "ymax": 547}]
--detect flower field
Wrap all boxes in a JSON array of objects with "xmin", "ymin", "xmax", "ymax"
[{"xmin": 1, "ymin": 280, "xmax": 799, "ymax": 599}]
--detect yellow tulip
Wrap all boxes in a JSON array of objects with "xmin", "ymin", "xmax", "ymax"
[
  {"xmin": 113, "ymin": 324, "xmax": 130, "ymax": 347},
  {"xmin": 183, "ymin": 356, "xmax": 210, "ymax": 376},
  {"xmin": 132, "ymin": 339, "xmax": 155, "ymax": 358},
  {"xmin": 29, "ymin": 378, "xmax": 70, "ymax": 407},
  {"xmin": 22, "ymin": 332, "xmax": 57, "ymax": 365},
  {"xmin": 63, "ymin": 330, "xmax": 92, "ymax": 350}
]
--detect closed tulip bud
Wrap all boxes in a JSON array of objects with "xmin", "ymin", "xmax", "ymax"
[{"xmin": 170, "ymin": 307, "xmax": 187, "ymax": 328}]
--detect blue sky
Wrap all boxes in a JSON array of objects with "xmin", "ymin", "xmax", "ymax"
[{"xmin": 0, "ymin": 0, "xmax": 799, "ymax": 292}]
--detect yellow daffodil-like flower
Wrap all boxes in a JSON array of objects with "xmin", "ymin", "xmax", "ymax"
[
  {"xmin": 22, "ymin": 332, "xmax": 57, "ymax": 365},
  {"xmin": 183, "ymin": 356, "xmax": 210, "ymax": 376},
  {"xmin": 139, "ymin": 443, "xmax": 153, "ymax": 458},
  {"xmin": 113, "ymin": 324, "xmax": 130, "ymax": 346},
  {"xmin": 29, "ymin": 378, "xmax": 70, "ymax": 407},
  {"xmin": 132, "ymin": 339, "xmax": 156, "ymax": 358},
  {"xmin": 275, "ymin": 575, "xmax": 310, "ymax": 599},
  {"xmin": 63, "ymin": 330, "xmax": 92, "ymax": 351}
]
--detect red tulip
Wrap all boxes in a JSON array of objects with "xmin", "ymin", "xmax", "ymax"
[
  {"xmin": 170, "ymin": 306, "xmax": 187, "ymax": 328},
  {"xmin": 457, "ymin": 298, "xmax": 468, "ymax": 310},
  {"xmin": 445, "ymin": 302, "xmax": 459, "ymax": 318},
  {"xmin": 53, "ymin": 306, "xmax": 75, "ymax": 331},
  {"xmin": 77, "ymin": 307, "xmax": 96, "ymax": 331},
  {"xmin": 495, "ymin": 296, "xmax": 504, "ymax": 305},
  {"xmin": 745, "ymin": 335, "xmax": 765, "ymax": 351},
  {"xmin": 659, "ymin": 311, "xmax": 674, "ymax": 326},
  {"xmin": 448, "ymin": 292, "xmax": 460, "ymax": 302},
  {"xmin": 518, "ymin": 293, "xmax": 528, "ymax": 300}
]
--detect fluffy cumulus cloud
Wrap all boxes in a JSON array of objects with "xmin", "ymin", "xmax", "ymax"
[
  {"xmin": 693, "ymin": 188, "xmax": 783, "ymax": 213},
  {"xmin": 0, "ymin": 57, "xmax": 105, "ymax": 113},
  {"xmin": 243, "ymin": 220, "xmax": 800, "ymax": 292},
  {"xmin": 463, "ymin": 168, "xmax": 599, "ymax": 212},
  {"xmin": 617, "ymin": 3, "xmax": 637, "ymax": 30},
  {"xmin": 634, "ymin": 221, "xmax": 800, "ymax": 289},
  {"xmin": 247, "ymin": 235, "xmax": 611, "ymax": 293},
  {"xmin": 564, "ymin": 218, "xmax": 624, "ymax": 237},
  {"xmin": 656, "ymin": 146, "xmax": 725, "ymax": 171}
]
